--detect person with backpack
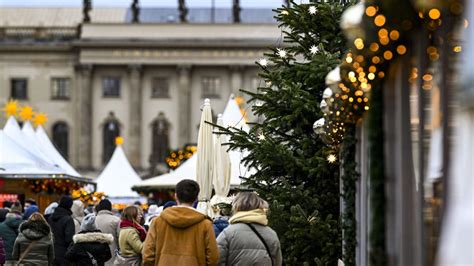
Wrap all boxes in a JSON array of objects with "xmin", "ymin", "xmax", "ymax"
[
  {"xmin": 48, "ymin": 195, "xmax": 75, "ymax": 266},
  {"xmin": 65, "ymin": 213, "xmax": 113, "ymax": 266},
  {"xmin": 12, "ymin": 212, "xmax": 54, "ymax": 265},
  {"xmin": 216, "ymin": 192, "xmax": 282, "ymax": 266}
]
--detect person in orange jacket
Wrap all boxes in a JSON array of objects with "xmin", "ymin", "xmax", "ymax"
[{"xmin": 142, "ymin": 179, "xmax": 219, "ymax": 266}]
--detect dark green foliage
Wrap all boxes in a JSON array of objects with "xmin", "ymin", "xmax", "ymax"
[{"xmin": 219, "ymin": 1, "xmax": 353, "ymax": 264}]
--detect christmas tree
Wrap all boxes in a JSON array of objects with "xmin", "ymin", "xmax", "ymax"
[{"xmin": 220, "ymin": 1, "xmax": 351, "ymax": 264}]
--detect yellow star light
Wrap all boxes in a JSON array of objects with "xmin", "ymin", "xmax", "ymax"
[
  {"xmin": 34, "ymin": 113, "xmax": 48, "ymax": 127},
  {"xmin": 115, "ymin": 136, "xmax": 124, "ymax": 146},
  {"xmin": 3, "ymin": 100, "xmax": 19, "ymax": 117},
  {"xmin": 19, "ymin": 106, "xmax": 34, "ymax": 121},
  {"xmin": 327, "ymin": 154, "xmax": 337, "ymax": 164}
]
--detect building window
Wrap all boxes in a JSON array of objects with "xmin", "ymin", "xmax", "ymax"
[
  {"xmin": 52, "ymin": 122, "xmax": 69, "ymax": 160},
  {"xmin": 151, "ymin": 77, "xmax": 170, "ymax": 98},
  {"xmin": 51, "ymin": 78, "xmax": 71, "ymax": 100},
  {"xmin": 201, "ymin": 77, "xmax": 221, "ymax": 98},
  {"xmin": 10, "ymin": 78, "xmax": 28, "ymax": 100},
  {"xmin": 102, "ymin": 112, "xmax": 120, "ymax": 164},
  {"xmin": 102, "ymin": 76, "xmax": 121, "ymax": 97}
]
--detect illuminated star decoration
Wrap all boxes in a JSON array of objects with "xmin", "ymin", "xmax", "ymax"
[
  {"xmin": 33, "ymin": 113, "xmax": 48, "ymax": 127},
  {"xmin": 327, "ymin": 154, "xmax": 337, "ymax": 164},
  {"xmin": 310, "ymin": 45, "xmax": 319, "ymax": 54},
  {"xmin": 277, "ymin": 48, "xmax": 287, "ymax": 58},
  {"xmin": 258, "ymin": 133, "xmax": 266, "ymax": 141},
  {"xmin": 19, "ymin": 106, "xmax": 34, "ymax": 121},
  {"xmin": 3, "ymin": 100, "xmax": 19, "ymax": 117},
  {"xmin": 308, "ymin": 6, "xmax": 317, "ymax": 15},
  {"xmin": 259, "ymin": 58, "xmax": 268, "ymax": 67},
  {"xmin": 115, "ymin": 136, "xmax": 124, "ymax": 146}
]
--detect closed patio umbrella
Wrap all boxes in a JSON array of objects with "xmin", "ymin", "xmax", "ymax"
[
  {"xmin": 196, "ymin": 99, "xmax": 214, "ymax": 217},
  {"xmin": 210, "ymin": 114, "xmax": 232, "ymax": 208}
]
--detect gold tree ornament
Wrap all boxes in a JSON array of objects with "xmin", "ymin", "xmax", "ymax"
[
  {"xmin": 3, "ymin": 100, "xmax": 19, "ymax": 117},
  {"xmin": 19, "ymin": 106, "xmax": 34, "ymax": 121},
  {"xmin": 34, "ymin": 113, "xmax": 48, "ymax": 127},
  {"xmin": 115, "ymin": 136, "xmax": 124, "ymax": 146}
]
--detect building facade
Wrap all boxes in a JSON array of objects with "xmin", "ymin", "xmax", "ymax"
[{"xmin": 0, "ymin": 7, "xmax": 280, "ymax": 172}]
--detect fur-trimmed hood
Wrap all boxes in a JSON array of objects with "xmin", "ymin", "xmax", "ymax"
[
  {"xmin": 19, "ymin": 220, "xmax": 51, "ymax": 240},
  {"xmin": 72, "ymin": 231, "xmax": 114, "ymax": 244}
]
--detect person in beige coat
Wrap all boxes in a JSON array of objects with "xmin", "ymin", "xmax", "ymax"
[
  {"xmin": 95, "ymin": 199, "xmax": 121, "ymax": 266},
  {"xmin": 117, "ymin": 205, "xmax": 146, "ymax": 265},
  {"xmin": 71, "ymin": 200, "xmax": 84, "ymax": 234}
]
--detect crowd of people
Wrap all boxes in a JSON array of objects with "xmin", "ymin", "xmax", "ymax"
[{"xmin": 0, "ymin": 179, "xmax": 282, "ymax": 265}]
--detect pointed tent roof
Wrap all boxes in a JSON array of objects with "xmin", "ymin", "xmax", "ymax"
[
  {"xmin": 0, "ymin": 130, "xmax": 63, "ymax": 175},
  {"xmin": 4, "ymin": 117, "xmax": 55, "ymax": 165},
  {"xmin": 35, "ymin": 125, "xmax": 81, "ymax": 177},
  {"xmin": 95, "ymin": 145, "xmax": 142, "ymax": 197},
  {"xmin": 133, "ymin": 96, "xmax": 254, "ymax": 190}
]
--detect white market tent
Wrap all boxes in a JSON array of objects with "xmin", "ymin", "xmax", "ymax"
[
  {"xmin": 4, "ymin": 117, "xmax": 55, "ymax": 165},
  {"xmin": 133, "ymin": 96, "xmax": 254, "ymax": 190},
  {"xmin": 95, "ymin": 144, "xmax": 143, "ymax": 198},
  {"xmin": 0, "ymin": 130, "xmax": 63, "ymax": 175},
  {"xmin": 34, "ymin": 125, "xmax": 81, "ymax": 177}
]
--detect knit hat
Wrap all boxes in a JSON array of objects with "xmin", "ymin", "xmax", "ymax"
[
  {"xmin": 80, "ymin": 213, "xmax": 97, "ymax": 232},
  {"xmin": 58, "ymin": 195, "xmax": 73, "ymax": 210},
  {"xmin": 10, "ymin": 202, "xmax": 22, "ymax": 214},
  {"xmin": 95, "ymin": 199, "xmax": 112, "ymax": 212}
]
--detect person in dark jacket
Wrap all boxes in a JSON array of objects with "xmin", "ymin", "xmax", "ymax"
[
  {"xmin": 22, "ymin": 199, "xmax": 39, "ymax": 220},
  {"xmin": 0, "ymin": 202, "xmax": 22, "ymax": 263},
  {"xmin": 0, "ymin": 208, "xmax": 8, "ymax": 223},
  {"xmin": 65, "ymin": 213, "xmax": 113, "ymax": 266},
  {"xmin": 48, "ymin": 195, "xmax": 75, "ymax": 266},
  {"xmin": 0, "ymin": 236, "xmax": 6, "ymax": 265},
  {"xmin": 12, "ymin": 212, "xmax": 54, "ymax": 265}
]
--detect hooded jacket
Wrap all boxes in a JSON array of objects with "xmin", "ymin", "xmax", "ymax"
[
  {"xmin": 0, "ymin": 213, "xmax": 22, "ymax": 260},
  {"xmin": 65, "ymin": 230, "xmax": 113, "ymax": 266},
  {"xmin": 48, "ymin": 206, "xmax": 75, "ymax": 266},
  {"xmin": 12, "ymin": 220, "xmax": 54, "ymax": 265},
  {"xmin": 142, "ymin": 206, "xmax": 219, "ymax": 266},
  {"xmin": 217, "ymin": 209, "xmax": 282, "ymax": 266},
  {"xmin": 0, "ymin": 236, "xmax": 6, "ymax": 264}
]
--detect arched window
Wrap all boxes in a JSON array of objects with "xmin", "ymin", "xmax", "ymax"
[
  {"xmin": 52, "ymin": 122, "xmax": 69, "ymax": 160},
  {"xmin": 103, "ymin": 112, "xmax": 121, "ymax": 164}
]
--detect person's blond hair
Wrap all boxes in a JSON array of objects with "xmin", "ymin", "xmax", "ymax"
[{"xmin": 232, "ymin": 192, "xmax": 268, "ymax": 213}]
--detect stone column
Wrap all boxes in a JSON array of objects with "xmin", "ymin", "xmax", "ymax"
[
  {"xmin": 177, "ymin": 65, "xmax": 191, "ymax": 145},
  {"xmin": 128, "ymin": 64, "xmax": 143, "ymax": 168},
  {"xmin": 74, "ymin": 64, "xmax": 93, "ymax": 170},
  {"xmin": 230, "ymin": 65, "xmax": 244, "ymax": 96}
]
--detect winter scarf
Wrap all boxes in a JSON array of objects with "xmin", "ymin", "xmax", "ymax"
[
  {"xmin": 229, "ymin": 208, "xmax": 268, "ymax": 225},
  {"xmin": 119, "ymin": 219, "xmax": 146, "ymax": 241}
]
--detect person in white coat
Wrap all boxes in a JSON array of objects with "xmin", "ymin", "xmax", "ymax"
[{"xmin": 94, "ymin": 199, "xmax": 120, "ymax": 266}]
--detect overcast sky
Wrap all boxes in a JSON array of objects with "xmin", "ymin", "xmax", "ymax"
[{"xmin": 0, "ymin": 0, "xmax": 302, "ymax": 8}]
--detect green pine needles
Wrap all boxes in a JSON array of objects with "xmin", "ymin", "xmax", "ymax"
[{"xmin": 219, "ymin": 1, "xmax": 353, "ymax": 264}]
